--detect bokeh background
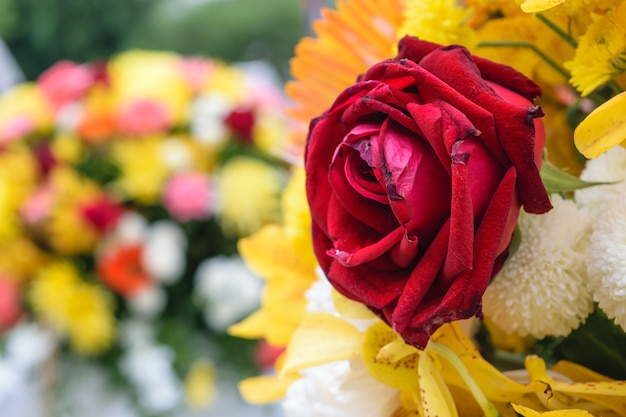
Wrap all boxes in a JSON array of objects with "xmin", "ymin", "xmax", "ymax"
[{"xmin": 0, "ymin": 1, "xmax": 333, "ymax": 416}]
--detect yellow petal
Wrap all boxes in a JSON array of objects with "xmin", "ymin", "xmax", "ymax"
[
  {"xmin": 433, "ymin": 323, "xmax": 527, "ymax": 402},
  {"xmin": 419, "ymin": 344, "xmax": 459, "ymax": 417},
  {"xmin": 362, "ymin": 321, "xmax": 421, "ymax": 390},
  {"xmin": 332, "ymin": 288, "xmax": 377, "ymax": 319},
  {"xmin": 574, "ymin": 91, "xmax": 626, "ymax": 158},
  {"xmin": 519, "ymin": 0, "xmax": 568, "ymax": 13},
  {"xmin": 280, "ymin": 312, "xmax": 361, "ymax": 376},
  {"xmin": 511, "ymin": 403, "xmax": 594, "ymax": 417},
  {"xmin": 377, "ymin": 340, "xmax": 420, "ymax": 363},
  {"xmin": 238, "ymin": 375, "xmax": 299, "ymax": 404}
]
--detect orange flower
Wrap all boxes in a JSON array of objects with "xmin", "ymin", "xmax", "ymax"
[
  {"xmin": 97, "ymin": 243, "xmax": 152, "ymax": 296},
  {"xmin": 285, "ymin": 0, "xmax": 405, "ymax": 156}
]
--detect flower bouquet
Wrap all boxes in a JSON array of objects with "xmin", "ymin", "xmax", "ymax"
[
  {"xmin": 0, "ymin": 50, "xmax": 290, "ymax": 415},
  {"xmin": 230, "ymin": 0, "xmax": 626, "ymax": 416}
]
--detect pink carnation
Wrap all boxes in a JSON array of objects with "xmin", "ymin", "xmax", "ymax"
[
  {"xmin": 179, "ymin": 57, "xmax": 215, "ymax": 94},
  {"xmin": 115, "ymin": 99, "xmax": 172, "ymax": 136},
  {"xmin": 163, "ymin": 173, "xmax": 213, "ymax": 222},
  {"xmin": 38, "ymin": 60, "xmax": 95, "ymax": 111},
  {"xmin": 0, "ymin": 115, "xmax": 35, "ymax": 145},
  {"xmin": 0, "ymin": 277, "xmax": 23, "ymax": 330}
]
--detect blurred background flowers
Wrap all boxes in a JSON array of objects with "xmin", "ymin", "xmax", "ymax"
[{"xmin": 0, "ymin": 1, "xmax": 328, "ymax": 415}]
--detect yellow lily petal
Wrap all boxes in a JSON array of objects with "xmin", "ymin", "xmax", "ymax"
[
  {"xmin": 419, "ymin": 343, "xmax": 459, "ymax": 417},
  {"xmin": 574, "ymin": 91, "xmax": 626, "ymax": 158},
  {"xmin": 551, "ymin": 361, "xmax": 613, "ymax": 383},
  {"xmin": 433, "ymin": 323, "xmax": 528, "ymax": 402},
  {"xmin": 280, "ymin": 312, "xmax": 362, "ymax": 376},
  {"xmin": 238, "ymin": 375, "xmax": 300, "ymax": 404},
  {"xmin": 362, "ymin": 321, "xmax": 421, "ymax": 391},
  {"xmin": 519, "ymin": 0, "xmax": 568, "ymax": 13},
  {"xmin": 511, "ymin": 403, "xmax": 594, "ymax": 417},
  {"xmin": 377, "ymin": 340, "xmax": 420, "ymax": 363},
  {"xmin": 331, "ymin": 288, "xmax": 377, "ymax": 320}
]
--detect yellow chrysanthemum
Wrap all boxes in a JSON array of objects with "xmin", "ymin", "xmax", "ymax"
[
  {"xmin": 29, "ymin": 260, "xmax": 116, "ymax": 356},
  {"xmin": 398, "ymin": 0, "xmax": 479, "ymax": 49},
  {"xmin": 228, "ymin": 167, "xmax": 317, "ymax": 346},
  {"xmin": 475, "ymin": 14, "xmax": 574, "ymax": 88},
  {"xmin": 47, "ymin": 167, "xmax": 102, "ymax": 254},
  {"xmin": 65, "ymin": 282, "xmax": 116, "ymax": 355},
  {"xmin": 51, "ymin": 132, "xmax": 85, "ymax": 164},
  {"xmin": 252, "ymin": 108, "xmax": 289, "ymax": 157},
  {"xmin": 0, "ymin": 83, "xmax": 53, "ymax": 140},
  {"xmin": 564, "ymin": 2, "xmax": 626, "ymax": 96},
  {"xmin": 108, "ymin": 50, "xmax": 192, "ymax": 125},
  {"xmin": 215, "ymin": 157, "xmax": 284, "ymax": 237},
  {"xmin": 111, "ymin": 136, "xmax": 170, "ymax": 204},
  {"xmin": 0, "ymin": 238, "xmax": 48, "ymax": 284}
]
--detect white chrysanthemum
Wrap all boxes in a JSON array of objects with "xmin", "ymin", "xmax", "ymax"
[
  {"xmin": 194, "ymin": 255, "xmax": 262, "ymax": 331},
  {"xmin": 575, "ymin": 145, "xmax": 626, "ymax": 215},
  {"xmin": 282, "ymin": 357, "xmax": 401, "ymax": 417},
  {"xmin": 189, "ymin": 93, "xmax": 233, "ymax": 146},
  {"xmin": 586, "ymin": 193, "xmax": 626, "ymax": 331},
  {"xmin": 482, "ymin": 195, "xmax": 593, "ymax": 338},
  {"xmin": 127, "ymin": 285, "xmax": 166, "ymax": 319}
]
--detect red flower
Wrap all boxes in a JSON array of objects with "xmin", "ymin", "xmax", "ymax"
[
  {"xmin": 97, "ymin": 244, "xmax": 151, "ymax": 296},
  {"xmin": 225, "ymin": 108, "xmax": 255, "ymax": 143},
  {"xmin": 305, "ymin": 37, "xmax": 551, "ymax": 348},
  {"xmin": 81, "ymin": 195, "xmax": 124, "ymax": 233}
]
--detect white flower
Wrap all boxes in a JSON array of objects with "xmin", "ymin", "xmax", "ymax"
[
  {"xmin": 482, "ymin": 195, "xmax": 593, "ymax": 338},
  {"xmin": 586, "ymin": 193, "xmax": 626, "ymax": 331},
  {"xmin": 141, "ymin": 220, "xmax": 187, "ymax": 284},
  {"xmin": 282, "ymin": 357, "xmax": 401, "ymax": 417},
  {"xmin": 304, "ymin": 268, "xmax": 337, "ymax": 314},
  {"xmin": 575, "ymin": 145, "xmax": 626, "ymax": 215},
  {"xmin": 194, "ymin": 255, "xmax": 262, "ymax": 331},
  {"xmin": 119, "ymin": 344, "xmax": 182, "ymax": 413},
  {"xmin": 127, "ymin": 286, "xmax": 166, "ymax": 319},
  {"xmin": 159, "ymin": 137, "xmax": 194, "ymax": 172},
  {"xmin": 189, "ymin": 93, "xmax": 233, "ymax": 146}
]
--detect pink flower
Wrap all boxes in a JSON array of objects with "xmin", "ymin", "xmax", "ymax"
[
  {"xmin": 179, "ymin": 57, "xmax": 215, "ymax": 94},
  {"xmin": 0, "ymin": 116, "xmax": 35, "ymax": 145},
  {"xmin": 0, "ymin": 277, "xmax": 23, "ymax": 330},
  {"xmin": 38, "ymin": 60, "xmax": 95, "ymax": 111},
  {"xmin": 20, "ymin": 183, "xmax": 55, "ymax": 226},
  {"xmin": 115, "ymin": 99, "xmax": 171, "ymax": 136},
  {"xmin": 163, "ymin": 173, "xmax": 213, "ymax": 221}
]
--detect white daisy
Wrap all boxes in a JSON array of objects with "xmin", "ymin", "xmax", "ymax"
[
  {"xmin": 482, "ymin": 194, "xmax": 593, "ymax": 338},
  {"xmin": 586, "ymin": 193, "xmax": 626, "ymax": 331}
]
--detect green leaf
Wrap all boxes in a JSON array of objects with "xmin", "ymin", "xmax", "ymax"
[
  {"xmin": 555, "ymin": 307, "xmax": 626, "ymax": 379},
  {"xmin": 540, "ymin": 158, "xmax": 609, "ymax": 193}
]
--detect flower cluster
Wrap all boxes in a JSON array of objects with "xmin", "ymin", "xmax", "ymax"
[
  {"xmin": 0, "ymin": 50, "xmax": 289, "ymax": 415},
  {"xmin": 231, "ymin": 0, "xmax": 626, "ymax": 416}
]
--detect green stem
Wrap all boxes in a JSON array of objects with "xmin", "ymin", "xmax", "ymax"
[
  {"xmin": 477, "ymin": 41, "xmax": 570, "ymax": 80},
  {"xmin": 536, "ymin": 14, "xmax": 577, "ymax": 48},
  {"xmin": 608, "ymin": 79, "xmax": 624, "ymax": 95},
  {"xmin": 428, "ymin": 341, "xmax": 501, "ymax": 417}
]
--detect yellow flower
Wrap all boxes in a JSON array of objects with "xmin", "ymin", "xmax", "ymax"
[
  {"xmin": 228, "ymin": 167, "xmax": 317, "ymax": 346},
  {"xmin": 0, "ymin": 237, "xmax": 48, "ymax": 283},
  {"xmin": 564, "ymin": 2, "xmax": 626, "ymax": 96},
  {"xmin": 47, "ymin": 167, "xmax": 102, "ymax": 254},
  {"xmin": 111, "ymin": 136, "xmax": 170, "ymax": 204},
  {"xmin": 201, "ymin": 64, "xmax": 248, "ymax": 103},
  {"xmin": 108, "ymin": 50, "xmax": 191, "ymax": 126},
  {"xmin": 184, "ymin": 359, "xmax": 217, "ymax": 409},
  {"xmin": 215, "ymin": 157, "xmax": 284, "ymax": 237},
  {"xmin": 0, "ymin": 143, "xmax": 40, "ymax": 241},
  {"xmin": 0, "ymin": 83, "xmax": 53, "ymax": 140},
  {"xmin": 29, "ymin": 260, "xmax": 116, "ymax": 356},
  {"xmin": 398, "ymin": 0, "xmax": 479, "ymax": 49}
]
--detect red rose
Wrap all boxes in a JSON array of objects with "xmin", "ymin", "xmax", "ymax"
[{"xmin": 305, "ymin": 37, "xmax": 552, "ymax": 348}]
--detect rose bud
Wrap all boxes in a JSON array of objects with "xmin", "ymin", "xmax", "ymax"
[{"xmin": 305, "ymin": 37, "xmax": 552, "ymax": 349}]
